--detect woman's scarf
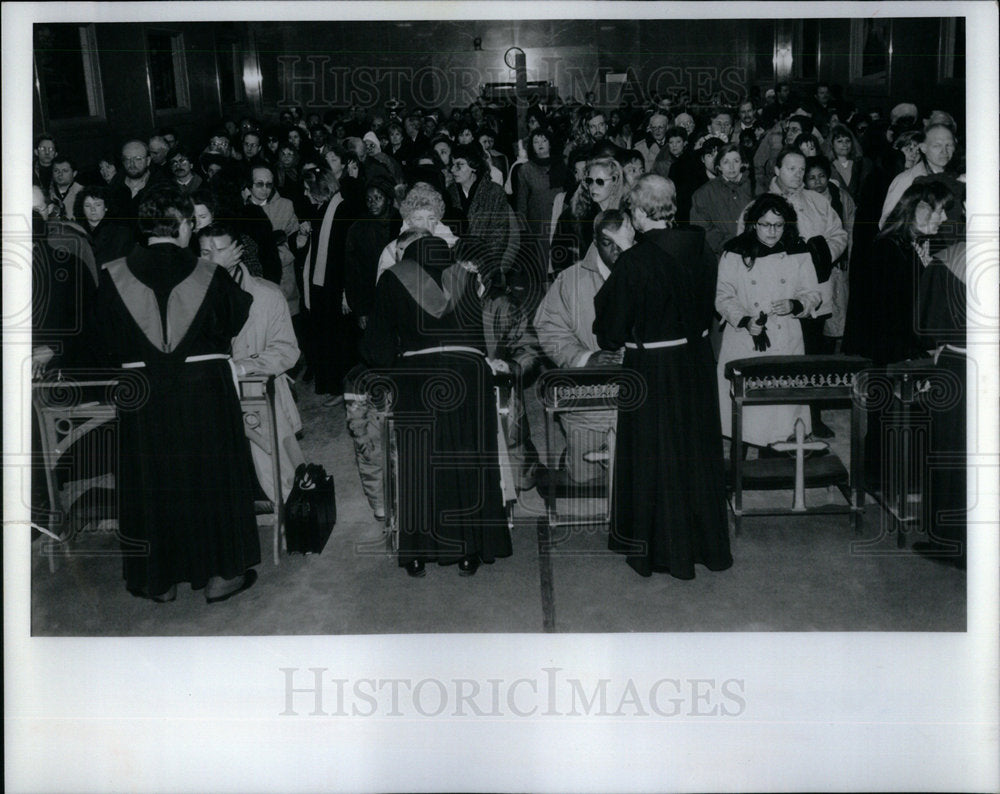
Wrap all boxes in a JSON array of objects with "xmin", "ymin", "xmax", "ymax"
[
  {"xmin": 725, "ymin": 230, "xmax": 789, "ymax": 271},
  {"xmin": 303, "ymin": 194, "xmax": 341, "ymax": 309}
]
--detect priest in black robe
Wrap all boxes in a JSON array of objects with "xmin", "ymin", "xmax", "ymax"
[
  {"xmin": 92, "ymin": 186, "xmax": 260, "ymax": 602},
  {"xmin": 363, "ymin": 234, "xmax": 511, "ymax": 578},
  {"xmin": 594, "ymin": 174, "xmax": 732, "ymax": 579}
]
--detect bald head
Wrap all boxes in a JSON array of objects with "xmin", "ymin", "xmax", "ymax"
[{"xmin": 675, "ymin": 113, "xmax": 695, "ymax": 134}]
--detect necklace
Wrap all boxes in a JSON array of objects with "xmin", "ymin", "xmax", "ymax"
[{"xmin": 912, "ymin": 238, "xmax": 933, "ymax": 268}]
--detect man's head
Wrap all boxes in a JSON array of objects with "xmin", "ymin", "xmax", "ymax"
[
  {"xmin": 647, "ymin": 113, "xmax": 669, "ymax": 142},
  {"xmin": 784, "ymin": 115, "xmax": 813, "ymax": 145},
  {"xmin": 121, "ymin": 140, "xmax": 151, "ymax": 179},
  {"xmin": 621, "ymin": 150, "xmax": 645, "ymax": 187},
  {"xmin": 50, "ymin": 157, "xmax": 77, "ymax": 189},
  {"xmin": 197, "ymin": 221, "xmax": 240, "ymax": 268},
  {"xmin": 586, "ymin": 111, "xmax": 607, "ymax": 141},
  {"xmin": 594, "ymin": 208, "xmax": 635, "ymax": 268},
  {"xmin": 404, "ymin": 113, "xmax": 422, "ymax": 139},
  {"xmin": 774, "ymin": 149, "xmax": 807, "ymax": 192},
  {"xmin": 169, "ymin": 150, "xmax": 194, "ymax": 181},
  {"xmin": 250, "ymin": 166, "xmax": 275, "ymax": 203},
  {"xmin": 776, "ymin": 83, "xmax": 792, "ymax": 103},
  {"xmin": 709, "ymin": 108, "xmax": 734, "ymax": 138},
  {"xmin": 738, "ymin": 100, "xmax": 756, "ymax": 127},
  {"xmin": 665, "ymin": 126, "xmax": 688, "ymax": 158},
  {"xmin": 344, "ymin": 136, "xmax": 366, "ymax": 162},
  {"xmin": 920, "ymin": 124, "xmax": 956, "ymax": 171},
  {"xmin": 34, "ymin": 135, "xmax": 57, "ymax": 166},
  {"xmin": 675, "ymin": 113, "xmax": 695, "ymax": 135},
  {"xmin": 625, "ymin": 174, "xmax": 677, "ymax": 231},
  {"xmin": 814, "ymin": 83, "xmax": 831, "ymax": 107},
  {"xmin": 158, "ymin": 127, "xmax": 178, "ymax": 152},
  {"xmin": 137, "ymin": 186, "xmax": 195, "ymax": 245},
  {"xmin": 242, "ymin": 131, "xmax": 262, "ymax": 161},
  {"xmin": 148, "ymin": 135, "xmax": 170, "ymax": 166}
]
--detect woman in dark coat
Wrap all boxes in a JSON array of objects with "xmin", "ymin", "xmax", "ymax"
[
  {"xmin": 446, "ymin": 144, "xmax": 520, "ymax": 281},
  {"xmin": 343, "ymin": 175, "xmax": 403, "ymax": 331},
  {"xmin": 91, "ymin": 186, "xmax": 259, "ymax": 602},
  {"xmin": 843, "ymin": 180, "xmax": 955, "ymax": 492},
  {"xmin": 75, "ymin": 185, "xmax": 134, "ymax": 266},
  {"xmin": 296, "ymin": 166, "xmax": 363, "ymax": 403},
  {"xmin": 363, "ymin": 235, "xmax": 511, "ymax": 578},
  {"xmin": 594, "ymin": 174, "xmax": 732, "ymax": 580},
  {"xmin": 515, "ymin": 128, "xmax": 565, "ymax": 290}
]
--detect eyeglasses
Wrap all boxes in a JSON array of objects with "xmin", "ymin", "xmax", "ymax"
[
  {"xmin": 584, "ymin": 177, "xmax": 613, "ymax": 187},
  {"xmin": 171, "ymin": 157, "xmax": 190, "ymax": 165},
  {"xmin": 123, "ymin": 156, "xmax": 148, "ymax": 164},
  {"xmin": 253, "ymin": 181, "xmax": 274, "ymax": 188},
  {"xmin": 755, "ymin": 221, "xmax": 786, "ymax": 231}
]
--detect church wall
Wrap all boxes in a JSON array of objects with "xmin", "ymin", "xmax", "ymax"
[{"xmin": 34, "ymin": 17, "xmax": 964, "ymax": 165}]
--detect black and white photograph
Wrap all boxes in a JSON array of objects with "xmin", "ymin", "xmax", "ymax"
[{"xmin": 4, "ymin": 2, "xmax": 998, "ymax": 791}]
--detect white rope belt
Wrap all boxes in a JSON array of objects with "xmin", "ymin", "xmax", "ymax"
[
  {"xmin": 121, "ymin": 353, "xmax": 239, "ymax": 393},
  {"xmin": 624, "ymin": 329, "xmax": 709, "ymax": 349},
  {"xmin": 121, "ymin": 353, "xmax": 231, "ymax": 368},
  {"xmin": 934, "ymin": 344, "xmax": 967, "ymax": 363},
  {"xmin": 402, "ymin": 345, "xmax": 484, "ymax": 357}
]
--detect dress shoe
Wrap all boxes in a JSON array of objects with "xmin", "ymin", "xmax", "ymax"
[
  {"xmin": 205, "ymin": 569, "xmax": 258, "ymax": 604},
  {"xmin": 405, "ymin": 559, "xmax": 426, "ymax": 578},
  {"xmin": 458, "ymin": 555, "xmax": 480, "ymax": 576}
]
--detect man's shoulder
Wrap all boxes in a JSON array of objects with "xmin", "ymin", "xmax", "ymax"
[
  {"xmin": 244, "ymin": 273, "xmax": 286, "ymax": 301},
  {"xmin": 267, "ymin": 195, "xmax": 294, "ymax": 212}
]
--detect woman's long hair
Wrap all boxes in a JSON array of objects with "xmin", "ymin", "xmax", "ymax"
[
  {"xmin": 569, "ymin": 157, "xmax": 625, "ymax": 219},
  {"xmin": 879, "ymin": 181, "xmax": 955, "ymax": 241}
]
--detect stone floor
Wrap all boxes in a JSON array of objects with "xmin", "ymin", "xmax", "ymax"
[{"xmin": 30, "ymin": 369, "xmax": 967, "ymax": 635}]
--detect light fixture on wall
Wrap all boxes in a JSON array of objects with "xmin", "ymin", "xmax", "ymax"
[
  {"xmin": 773, "ymin": 43, "xmax": 793, "ymax": 79},
  {"xmin": 473, "ymin": 36, "xmax": 482, "ymax": 51}
]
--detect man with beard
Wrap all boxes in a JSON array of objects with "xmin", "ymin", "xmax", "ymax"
[
  {"xmin": 110, "ymin": 139, "xmax": 170, "ymax": 231},
  {"xmin": 168, "ymin": 149, "xmax": 202, "ymax": 195}
]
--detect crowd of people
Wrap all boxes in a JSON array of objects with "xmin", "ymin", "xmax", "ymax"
[{"xmin": 31, "ymin": 78, "xmax": 969, "ymax": 600}]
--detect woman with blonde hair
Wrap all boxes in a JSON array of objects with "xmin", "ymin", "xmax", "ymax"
[{"xmin": 552, "ymin": 157, "xmax": 626, "ymax": 275}]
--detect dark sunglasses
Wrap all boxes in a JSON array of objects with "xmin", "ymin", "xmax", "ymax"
[{"xmin": 584, "ymin": 176, "xmax": 613, "ymax": 187}]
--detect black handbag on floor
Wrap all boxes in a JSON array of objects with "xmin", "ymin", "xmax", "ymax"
[{"xmin": 284, "ymin": 463, "xmax": 337, "ymax": 554}]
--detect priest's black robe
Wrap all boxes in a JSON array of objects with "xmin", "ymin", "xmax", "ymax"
[
  {"xmin": 93, "ymin": 243, "xmax": 259, "ymax": 597},
  {"xmin": 363, "ymin": 241, "xmax": 511, "ymax": 567},
  {"xmin": 594, "ymin": 227, "xmax": 732, "ymax": 579}
]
